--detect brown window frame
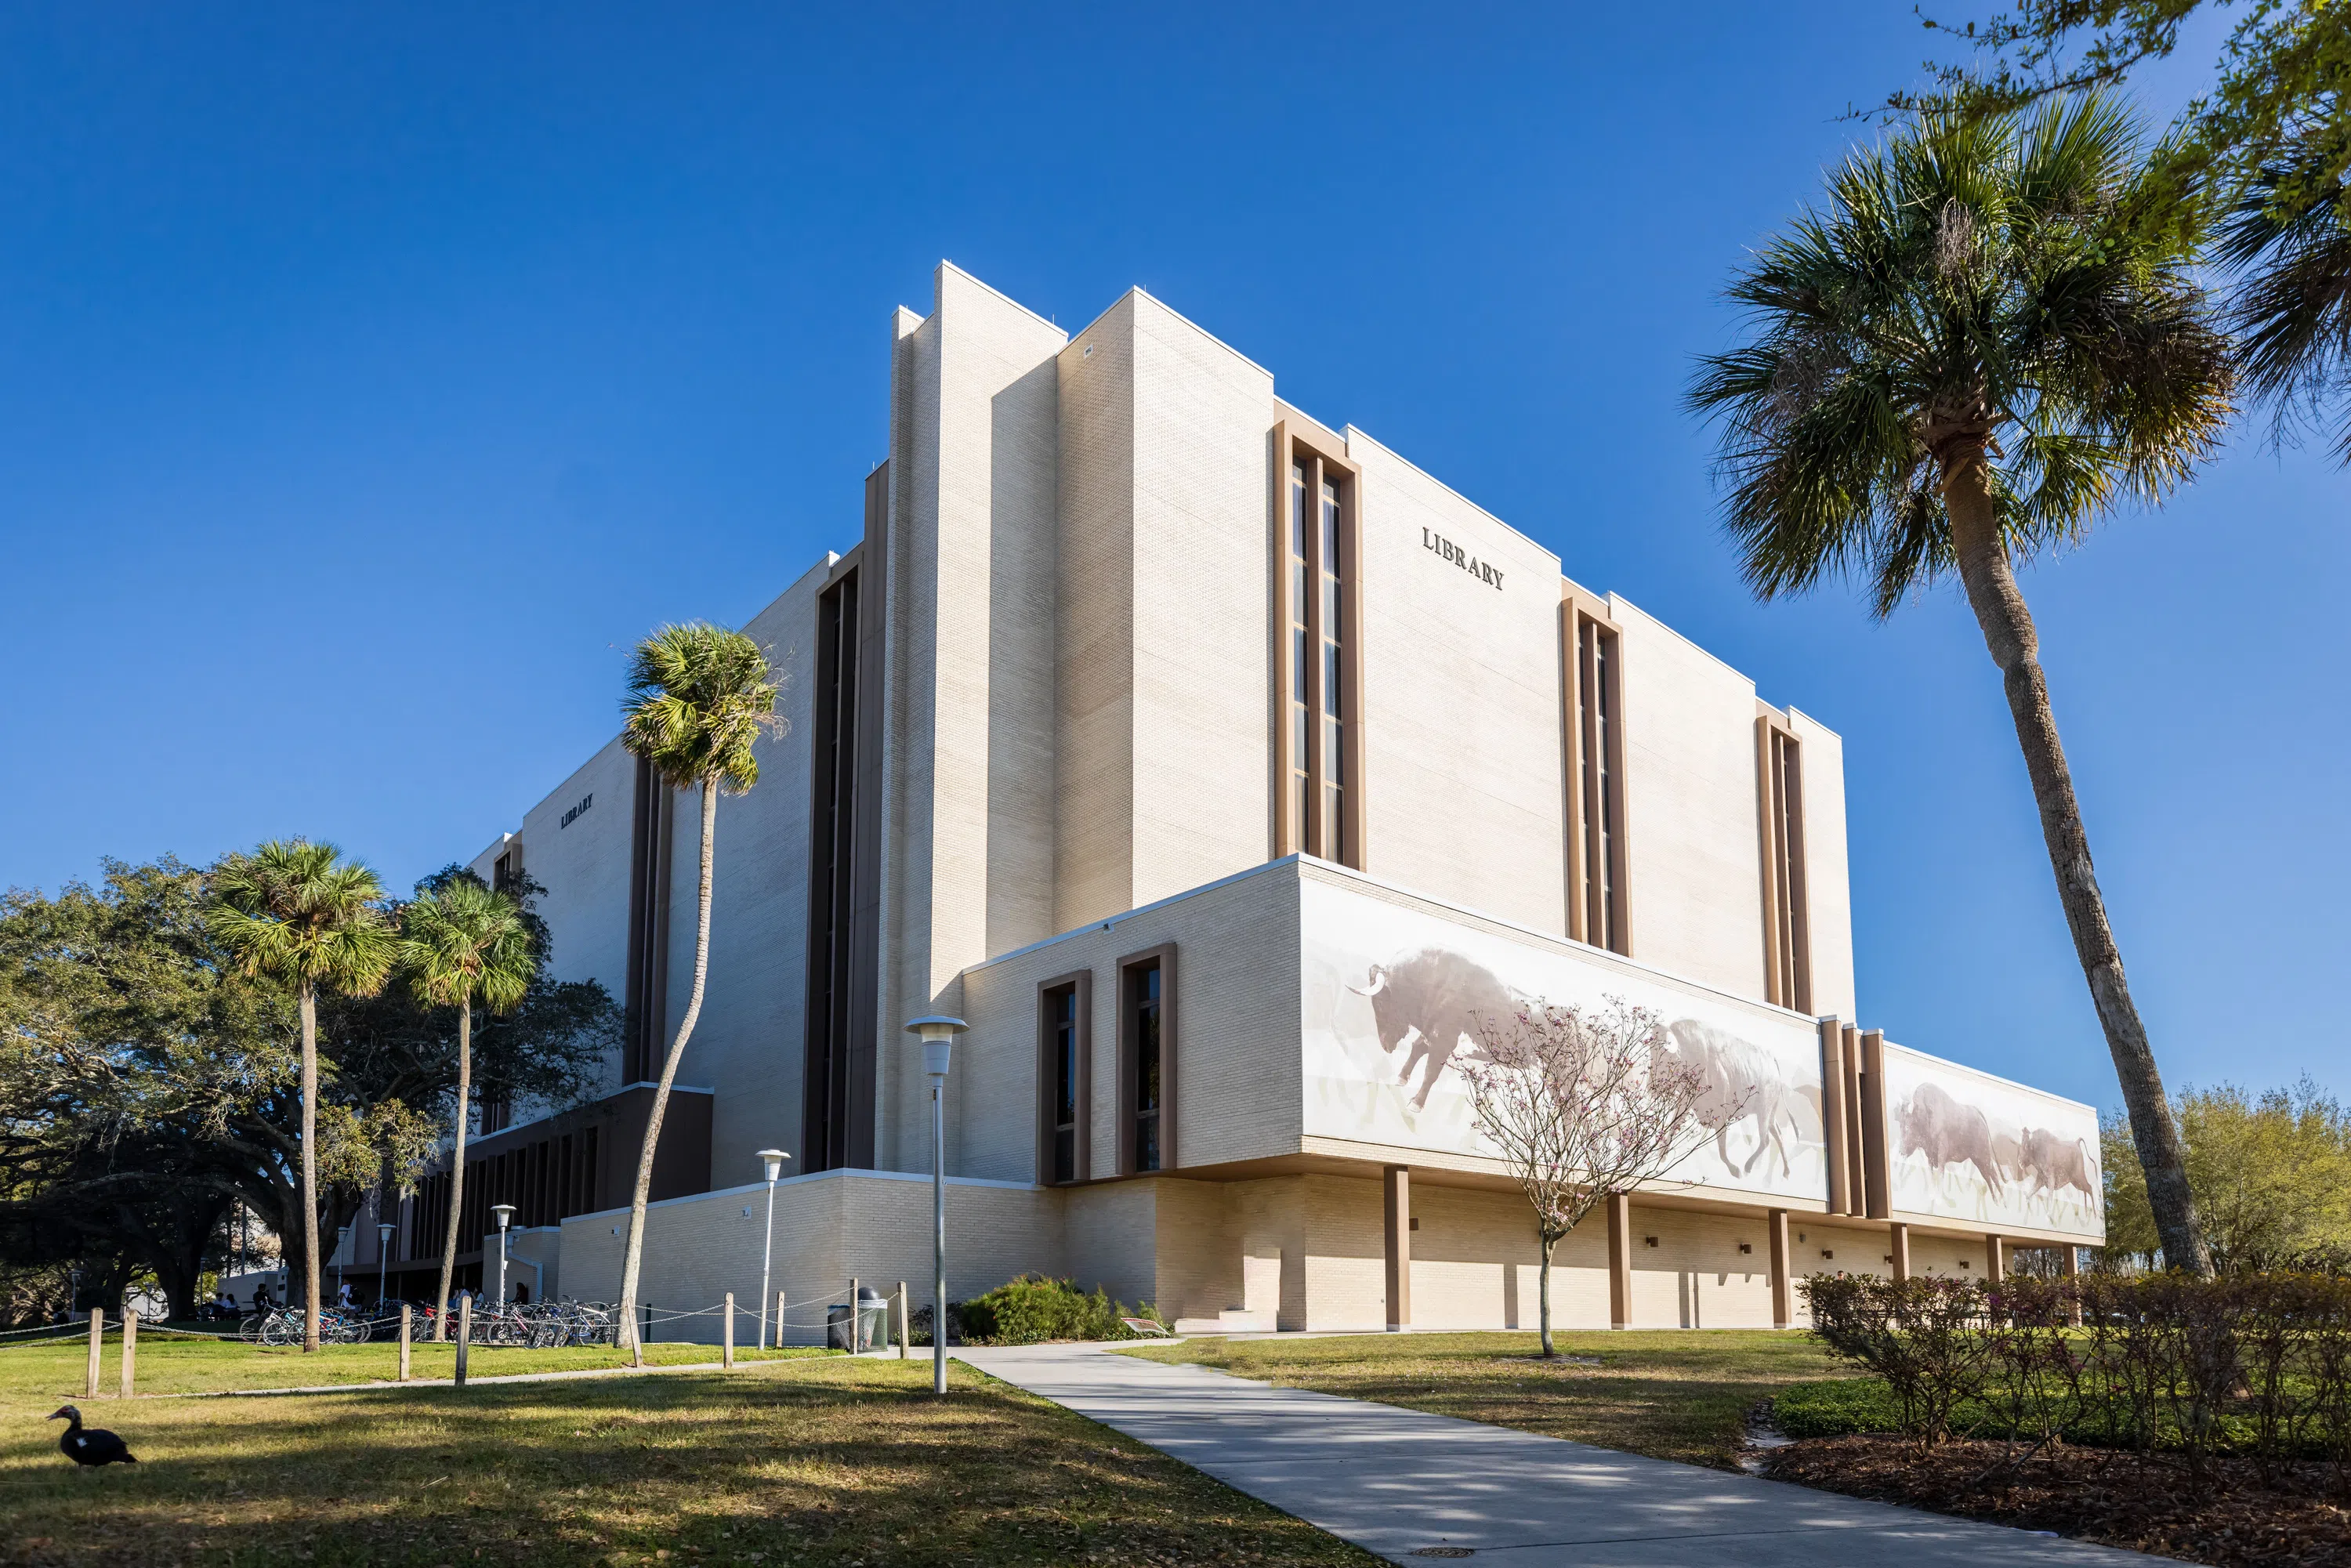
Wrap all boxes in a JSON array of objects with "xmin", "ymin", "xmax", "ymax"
[
  {"xmin": 1272, "ymin": 420, "xmax": 1366, "ymax": 870},
  {"xmin": 1035, "ymin": 971, "xmax": 1092, "ymax": 1186},
  {"xmin": 1756, "ymin": 708, "xmax": 1812, "ymax": 1013},
  {"xmin": 1114, "ymin": 944, "xmax": 1177, "ymax": 1175},
  {"xmin": 1562, "ymin": 590, "xmax": 1631, "ymax": 954}
]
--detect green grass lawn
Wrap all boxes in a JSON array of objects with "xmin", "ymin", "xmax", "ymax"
[
  {"xmin": 0, "ymin": 1331, "xmax": 824, "ymax": 1400},
  {"xmin": 1122, "ymin": 1330, "xmax": 1852, "ymax": 1468},
  {"xmin": 0, "ymin": 1345, "xmax": 1378, "ymax": 1568}
]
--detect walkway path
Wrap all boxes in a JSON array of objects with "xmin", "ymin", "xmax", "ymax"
[{"xmin": 955, "ymin": 1342, "xmax": 2163, "ymax": 1567}]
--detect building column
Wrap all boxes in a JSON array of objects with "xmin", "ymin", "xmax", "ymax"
[
  {"xmin": 1888, "ymin": 1222, "xmax": 1911, "ymax": 1281},
  {"xmin": 2059, "ymin": 1240, "xmax": 2082, "ymax": 1326},
  {"xmin": 1382, "ymin": 1165, "xmax": 1411, "ymax": 1332},
  {"xmin": 1985, "ymin": 1233, "xmax": 2006, "ymax": 1283},
  {"xmin": 1606, "ymin": 1193, "xmax": 1633, "ymax": 1330},
  {"xmin": 1767, "ymin": 1208, "xmax": 1793, "ymax": 1329}
]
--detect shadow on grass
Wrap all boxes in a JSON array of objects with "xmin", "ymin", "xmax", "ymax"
[{"xmin": 0, "ymin": 1358, "xmax": 1378, "ymax": 1568}]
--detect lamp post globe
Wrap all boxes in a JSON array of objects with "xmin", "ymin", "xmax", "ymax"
[
  {"xmin": 491, "ymin": 1204, "xmax": 516, "ymax": 1305},
  {"xmin": 376, "ymin": 1220, "xmax": 396, "ymax": 1308},
  {"xmin": 755, "ymin": 1147, "xmax": 791, "ymax": 1350},
  {"xmin": 902, "ymin": 1015, "xmax": 968, "ymax": 1395}
]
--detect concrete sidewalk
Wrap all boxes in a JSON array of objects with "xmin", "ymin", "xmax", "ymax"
[{"xmin": 955, "ymin": 1342, "xmax": 2162, "ymax": 1566}]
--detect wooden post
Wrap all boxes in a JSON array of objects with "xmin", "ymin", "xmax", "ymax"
[
  {"xmin": 1606, "ymin": 1193, "xmax": 1633, "ymax": 1330},
  {"xmin": 1382, "ymin": 1164, "xmax": 1412, "ymax": 1331},
  {"xmin": 774, "ymin": 1290, "xmax": 787, "ymax": 1350},
  {"xmin": 119, "ymin": 1305, "xmax": 137, "ymax": 1398},
  {"xmin": 1766, "ymin": 1208, "xmax": 1794, "ymax": 1329},
  {"xmin": 897, "ymin": 1282, "xmax": 910, "ymax": 1360},
  {"xmin": 1889, "ymin": 1222, "xmax": 1911, "ymax": 1282},
  {"xmin": 723, "ymin": 1292, "xmax": 736, "ymax": 1368},
  {"xmin": 86, "ymin": 1308, "xmax": 103, "ymax": 1399},
  {"xmin": 455, "ymin": 1293, "xmax": 473, "ymax": 1388},
  {"xmin": 398, "ymin": 1304, "xmax": 412, "ymax": 1382}
]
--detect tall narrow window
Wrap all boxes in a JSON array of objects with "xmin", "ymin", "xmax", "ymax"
[
  {"xmin": 1320, "ymin": 476, "xmax": 1346, "ymax": 860},
  {"xmin": 1273, "ymin": 422, "xmax": 1362, "ymax": 867},
  {"xmin": 803, "ymin": 569, "xmax": 861, "ymax": 1170},
  {"xmin": 1289, "ymin": 463, "xmax": 1313, "ymax": 842},
  {"xmin": 491, "ymin": 846, "xmax": 520, "ymax": 893},
  {"xmin": 1566, "ymin": 600, "xmax": 1630, "ymax": 954},
  {"xmin": 623, "ymin": 755, "xmax": 674, "ymax": 1084},
  {"xmin": 1756, "ymin": 714, "xmax": 1811, "ymax": 1012},
  {"xmin": 1117, "ymin": 946, "xmax": 1177, "ymax": 1175},
  {"xmin": 1036, "ymin": 973, "xmax": 1091, "ymax": 1186}
]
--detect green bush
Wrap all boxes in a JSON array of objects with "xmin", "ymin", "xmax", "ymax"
[
  {"xmin": 1773, "ymin": 1378, "xmax": 1908, "ymax": 1439},
  {"xmin": 955, "ymin": 1275, "xmax": 1167, "ymax": 1346}
]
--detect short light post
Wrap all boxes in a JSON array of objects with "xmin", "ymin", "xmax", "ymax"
[
  {"xmin": 755, "ymin": 1148, "xmax": 790, "ymax": 1350},
  {"xmin": 335, "ymin": 1224, "xmax": 350, "ymax": 1303},
  {"xmin": 903, "ymin": 1015, "xmax": 968, "ymax": 1395},
  {"xmin": 376, "ymin": 1220, "xmax": 396, "ymax": 1308},
  {"xmin": 491, "ymin": 1204, "xmax": 516, "ymax": 1305}
]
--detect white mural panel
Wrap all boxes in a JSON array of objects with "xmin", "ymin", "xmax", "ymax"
[
  {"xmin": 1881, "ymin": 1044, "xmax": 2103, "ymax": 1237},
  {"xmin": 1301, "ymin": 878, "xmax": 1828, "ymax": 1203}
]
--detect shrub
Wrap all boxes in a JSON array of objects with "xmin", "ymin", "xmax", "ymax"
[
  {"xmin": 947, "ymin": 1275, "xmax": 1166, "ymax": 1346},
  {"xmin": 1802, "ymin": 1274, "xmax": 1995, "ymax": 1450}
]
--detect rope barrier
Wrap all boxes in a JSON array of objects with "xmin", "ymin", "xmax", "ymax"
[{"xmin": 2, "ymin": 1290, "xmax": 914, "ymax": 1349}]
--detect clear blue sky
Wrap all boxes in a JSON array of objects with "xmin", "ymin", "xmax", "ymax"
[{"xmin": 2, "ymin": 5, "xmax": 2340, "ymax": 1112}]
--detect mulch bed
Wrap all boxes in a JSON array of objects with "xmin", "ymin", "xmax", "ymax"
[{"xmin": 1763, "ymin": 1436, "xmax": 2351, "ymax": 1566}]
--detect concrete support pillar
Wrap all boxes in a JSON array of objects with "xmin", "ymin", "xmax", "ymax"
[
  {"xmin": 1985, "ymin": 1234, "xmax": 2005, "ymax": 1283},
  {"xmin": 1382, "ymin": 1165, "xmax": 1411, "ymax": 1332},
  {"xmin": 1889, "ymin": 1222, "xmax": 1911, "ymax": 1281},
  {"xmin": 1767, "ymin": 1208, "xmax": 1793, "ymax": 1329},
  {"xmin": 2059, "ymin": 1243, "xmax": 2082, "ymax": 1325},
  {"xmin": 1606, "ymin": 1193, "xmax": 1633, "ymax": 1330}
]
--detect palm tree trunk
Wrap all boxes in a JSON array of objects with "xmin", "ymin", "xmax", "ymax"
[
  {"xmin": 432, "ymin": 999, "xmax": 472, "ymax": 1342},
  {"xmin": 617, "ymin": 780, "xmax": 718, "ymax": 1364},
  {"xmin": 1538, "ymin": 1233, "xmax": 1556, "ymax": 1358},
  {"xmin": 1941, "ymin": 454, "xmax": 2212, "ymax": 1276},
  {"xmin": 299, "ymin": 981, "xmax": 322, "ymax": 1353}
]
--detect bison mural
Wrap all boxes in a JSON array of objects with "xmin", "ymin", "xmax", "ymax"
[
  {"xmin": 1895, "ymin": 1081, "xmax": 2003, "ymax": 1192},
  {"xmin": 1660, "ymin": 1019, "xmax": 1820, "ymax": 1179},
  {"xmin": 2016, "ymin": 1124, "xmax": 2099, "ymax": 1199},
  {"xmin": 1346, "ymin": 949, "xmax": 1518, "ymax": 1110}
]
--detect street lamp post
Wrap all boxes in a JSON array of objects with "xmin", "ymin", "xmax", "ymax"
[
  {"xmin": 491, "ymin": 1204, "xmax": 516, "ymax": 1305},
  {"xmin": 335, "ymin": 1224, "xmax": 350, "ymax": 1305},
  {"xmin": 376, "ymin": 1220, "xmax": 396, "ymax": 1308},
  {"xmin": 903, "ymin": 1015, "xmax": 968, "ymax": 1395},
  {"xmin": 755, "ymin": 1149, "xmax": 790, "ymax": 1350}
]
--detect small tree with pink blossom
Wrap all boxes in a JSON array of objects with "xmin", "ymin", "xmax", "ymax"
[{"xmin": 1458, "ymin": 998, "xmax": 1723, "ymax": 1357}]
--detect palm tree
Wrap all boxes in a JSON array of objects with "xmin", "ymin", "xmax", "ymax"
[
  {"xmin": 2218, "ymin": 139, "xmax": 2351, "ymax": 461},
  {"xmin": 1688, "ymin": 96, "xmax": 2231, "ymax": 1273},
  {"xmin": 401, "ymin": 877, "xmax": 534, "ymax": 1339},
  {"xmin": 209, "ymin": 840, "xmax": 398, "ymax": 1349},
  {"xmin": 613, "ymin": 622, "xmax": 780, "ymax": 1360}
]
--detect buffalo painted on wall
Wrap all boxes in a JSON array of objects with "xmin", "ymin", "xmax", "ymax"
[
  {"xmin": 1661, "ymin": 1018, "xmax": 1823, "ymax": 1180},
  {"xmin": 1346, "ymin": 949, "xmax": 1519, "ymax": 1110},
  {"xmin": 1887, "ymin": 1058, "xmax": 2103, "ymax": 1229}
]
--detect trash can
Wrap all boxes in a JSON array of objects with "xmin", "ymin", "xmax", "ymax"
[{"xmin": 828, "ymin": 1286, "xmax": 893, "ymax": 1352}]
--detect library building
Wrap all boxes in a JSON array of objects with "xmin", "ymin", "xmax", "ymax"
[{"xmin": 333, "ymin": 263, "xmax": 2103, "ymax": 1337}]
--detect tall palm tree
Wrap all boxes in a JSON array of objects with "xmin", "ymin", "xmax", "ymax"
[
  {"xmin": 614, "ymin": 622, "xmax": 779, "ymax": 1360},
  {"xmin": 209, "ymin": 840, "xmax": 398, "ymax": 1349},
  {"xmin": 401, "ymin": 877, "xmax": 535, "ymax": 1339},
  {"xmin": 1688, "ymin": 96, "xmax": 2231, "ymax": 1273},
  {"xmin": 2218, "ymin": 139, "xmax": 2351, "ymax": 461}
]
